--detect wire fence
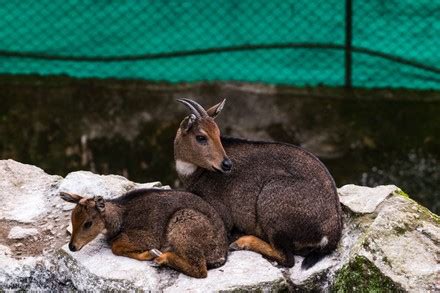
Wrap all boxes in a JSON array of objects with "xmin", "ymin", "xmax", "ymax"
[{"xmin": 0, "ymin": 0, "xmax": 439, "ymax": 89}]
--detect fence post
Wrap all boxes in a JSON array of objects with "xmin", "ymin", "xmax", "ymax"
[{"xmin": 345, "ymin": 0, "xmax": 353, "ymax": 88}]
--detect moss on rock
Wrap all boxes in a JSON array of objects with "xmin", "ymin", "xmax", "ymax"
[
  {"xmin": 332, "ymin": 256, "xmax": 402, "ymax": 293},
  {"xmin": 392, "ymin": 189, "xmax": 440, "ymax": 226},
  {"xmin": 417, "ymin": 204, "xmax": 440, "ymax": 225},
  {"xmin": 395, "ymin": 189, "xmax": 410, "ymax": 198}
]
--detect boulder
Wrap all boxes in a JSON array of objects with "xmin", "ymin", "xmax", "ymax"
[
  {"xmin": 0, "ymin": 159, "xmax": 62, "ymax": 223},
  {"xmin": 0, "ymin": 159, "xmax": 439, "ymax": 292},
  {"xmin": 58, "ymin": 170, "xmax": 165, "ymax": 201},
  {"xmin": 163, "ymin": 251, "xmax": 287, "ymax": 292},
  {"xmin": 289, "ymin": 185, "xmax": 440, "ymax": 292},
  {"xmin": 56, "ymin": 236, "xmax": 166, "ymax": 291}
]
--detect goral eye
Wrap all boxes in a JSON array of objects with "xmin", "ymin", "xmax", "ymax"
[
  {"xmin": 196, "ymin": 135, "xmax": 207, "ymax": 143},
  {"xmin": 83, "ymin": 221, "xmax": 92, "ymax": 229}
]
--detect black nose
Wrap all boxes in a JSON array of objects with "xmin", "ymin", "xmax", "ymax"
[
  {"xmin": 69, "ymin": 242, "xmax": 77, "ymax": 252},
  {"xmin": 221, "ymin": 158, "xmax": 232, "ymax": 172}
]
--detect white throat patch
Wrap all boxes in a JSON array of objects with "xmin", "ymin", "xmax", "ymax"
[{"xmin": 176, "ymin": 160, "xmax": 197, "ymax": 176}]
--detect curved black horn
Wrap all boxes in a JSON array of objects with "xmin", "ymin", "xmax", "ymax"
[
  {"xmin": 180, "ymin": 98, "xmax": 208, "ymax": 118},
  {"xmin": 176, "ymin": 99, "xmax": 202, "ymax": 119}
]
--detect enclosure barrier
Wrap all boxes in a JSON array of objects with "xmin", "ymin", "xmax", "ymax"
[{"xmin": 0, "ymin": 0, "xmax": 439, "ymax": 89}]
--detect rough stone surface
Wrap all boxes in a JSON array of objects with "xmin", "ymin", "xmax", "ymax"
[
  {"xmin": 0, "ymin": 159, "xmax": 62, "ymax": 223},
  {"xmin": 0, "ymin": 160, "xmax": 170, "ymax": 290},
  {"xmin": 164, "ymin": 251, "xmax": 287, "ymax": 292},
  {"xmin": 56, "ymin": 236, "xmax": 165, "ymax": 291},
  {"xmin": 8, "ymin": 227, "xmax": 39, "ymax": 240},
  {"xmin": 338, "ymin": 184, "xmax": 397, "ymax": 213},
  {"xmin": 59, "ymin": 171, "xmax": 165, "ymax": 202},
  {"xmin": 1, "ymin": 159, "xmax": 439, "ymax": 292},
  {"xmin": 289, "ymin": 186, "xmax": 440, "ymax": 292}
]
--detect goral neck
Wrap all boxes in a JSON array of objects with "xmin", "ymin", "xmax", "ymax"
[
  {"xmin": 102, "ymin": 202, "xmax": 123, "ymax": 240},
  {"xmin": 175, "ymin": 160, "xmax": 205, "ymax": 190}
]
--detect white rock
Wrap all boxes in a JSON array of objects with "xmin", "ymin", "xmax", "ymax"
[
  {"xmin": 338, "ymin": 184, "xmax": 398, "ymax": 213},
  {"xmin": 290, "ymin": 187, "xmax": 440, "ymax": 292},
  {"xmin": 57, "ymin": 235, "xmax": 163, "ymax": 291},
  {"xmin": 8, "ymin": 227, "xmax": 39, "ymax": 240},
  {"xmin": 136, "ymin": 181, "xmax": 163, "ymax": 189},
  {"xmin": 58, "ymin": 171, "xmax": 167, "ymax": 200},
  {"xmin": 0, "ymin": 160, "xmax": 62, "ymax": 223},
  {"xmin": 1, "ymin": 160, "xmax": 439, "ymax": 291},
  {"xmin": 0, "ymin": 244, "xmax": 39, "ymax": 289},
  {"xmin": 58, "ymin": 171, "xmax": 137, "ymax": 199},
  {"xmin": 355, "ymin": 195, "xmax": 440, "ymax": 292},
  {"xmin": 165, "ymin": 251, "xmax": 286, "ymax": 292},
  {"xmin": 0, "ymin": 160, "xmax": 172, "ymax": 290}
]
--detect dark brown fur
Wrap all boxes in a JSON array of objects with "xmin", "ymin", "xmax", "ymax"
[
  {"xmin": 174, "ymin": 99, "xmax": 343, "ymax": 269},
  {"xmin": 61, "ymin": 189, "xmax": 228, "ymax": 278}
]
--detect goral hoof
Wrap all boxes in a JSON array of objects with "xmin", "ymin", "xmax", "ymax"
[
  {"xmin": 150, "ymin": 261, "xmax": 162, "ymax": 268},
  {"xmin": 149, "ymin": 248, "xmax": 163, "ymax": 258},
  {"xmin": 229, "ymin": 242, "xmax": 241, "ymax": 251}
]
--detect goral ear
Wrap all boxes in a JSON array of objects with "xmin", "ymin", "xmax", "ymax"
[
  {"xmin": 94, "ymin": 196, "xmax": 106, "ymax": 213},
  {"xmin": 60, "ymin": 192, "xmax": 83, "ymax": 204},
  {"xmin": 180, "ymin": 114, "xmax": 197, "ymax": 133},
  {"xmin": 206, "ymin": 99, "xmax": 226, "ymax": 119}
]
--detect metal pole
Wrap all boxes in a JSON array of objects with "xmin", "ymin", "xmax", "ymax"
[{"xmin": 345, "ymin": 0, "xmax": 353, "ymax": 88}]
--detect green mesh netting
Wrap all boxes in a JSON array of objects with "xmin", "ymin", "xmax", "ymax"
[{"xmin": 0, "ymin": 0, "xmax": 439, "ymax": 89}]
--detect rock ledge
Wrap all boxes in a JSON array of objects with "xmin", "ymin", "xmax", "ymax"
[{"xmin": 0, "ymin": 160, "xmax": 439, "ymax": 292}]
